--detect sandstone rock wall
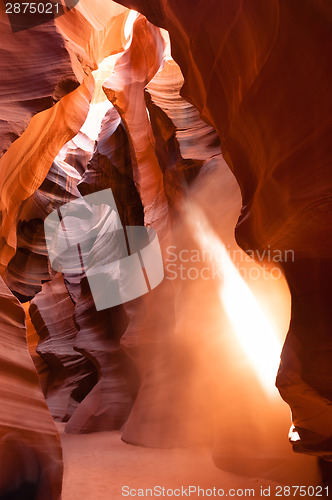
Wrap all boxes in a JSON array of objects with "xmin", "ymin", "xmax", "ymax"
[
  {"xmin": 0, "ymin": 277, "xmax": 63, "ymax": 499},
  {"xmin": 0, "ymin": 0, "xmax": 331, "ymax": 494},
  {"xmin": 114, "ymin": 0, "xmax": 332, "ymax": 459}
]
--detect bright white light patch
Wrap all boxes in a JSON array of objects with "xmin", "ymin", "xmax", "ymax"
[
  {"xmin": 124, "ymin": 10, "xmax": 139, "ymax": 49},
  {"xmin": 185, "ymin": 201, "xmax": 282, "ymax": 397},
  {"xmin": 289, "ymin": 424, "xmax": 301, "ymax": 442},
  {"xmin": 80, "ymin": 100, "xmax": 112, "ymax": 142}
]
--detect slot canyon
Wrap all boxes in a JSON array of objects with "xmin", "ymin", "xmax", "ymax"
[{"xmin": 0, "ymin": 1, "xmax": 331, "ymax": 498}]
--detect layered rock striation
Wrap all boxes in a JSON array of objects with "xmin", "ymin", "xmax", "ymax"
[
  {"xmin": 0, "ymin": 0, "xmax": 331, "ymax": 495},
  {"xmin": 0, "ymin": 277, "xmax": 63, "ymax": 499},
  {"xmin": 113, "ymin": 0, "xmax": 332, "ymax": 459}
]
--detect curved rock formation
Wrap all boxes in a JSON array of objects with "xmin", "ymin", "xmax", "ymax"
[
  {"xmin": 146, "ymin": 58, "xmax": 221, "ymax": 162},
  {"xmin": 24, "ymin": 302, "xmax": 49, "ymax": 395},
  {"xmin": 101, "ymin": 15, "xmax": 199, "ymax": 448},
  {"xmin": 0, "ymin": 0, "xmax": 135, "ymax": 273},
  {"xmin": 103, "ymin": 15, "xmax": 169, "ymax": 235},
  {"xmin": 3, "ymin": 158, "xmax": 82, "ymax": 302},
  {"xmin": 65, "ymin": 278, "xmax": 135, "ymax": 434},
  {"xmin": 0, "ymin": 277, "xmax": 62, "ymax": 499},
  {"xmin": 113, "ymin": 0, "xmax": 332, "ymax": 460},
  {"xmin": 78, "ymin": 107, "xmax": 144, "ymax": 227},
  {"xmin": 64, "ymin": 109, "xmax": 142, "ymax": 434},
  {"xmin": 0, "ymin": 74, "xmax": 95, "ymax": 273},
  {"xmin": 0, "ymin": 1, "xmax": 129, "ymax": 158},
  {"xmin": 0, "ymin": 8, "xmax": 80, "ymax": 158},
  {"xmin": 29, "ymin": 273, "xmax": 98, "ymax": 422},
  {"xmin": 1, "ymin": 0, "xmax": 330, "ymax": 493}
]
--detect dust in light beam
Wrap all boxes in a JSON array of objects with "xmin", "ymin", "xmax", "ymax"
[{"xmin": 184, "ymin": 201, "xmax": 282, "ymax": 397}]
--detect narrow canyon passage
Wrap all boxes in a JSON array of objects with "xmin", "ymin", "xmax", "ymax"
[{"xmin": 0, "ymin": 1, "xmax": 331, "ymax": 499}]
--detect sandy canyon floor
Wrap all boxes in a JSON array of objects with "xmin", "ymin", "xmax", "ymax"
[{"xmin": 58, "ymin": 424, "xmax": 321, "ymax": 500}]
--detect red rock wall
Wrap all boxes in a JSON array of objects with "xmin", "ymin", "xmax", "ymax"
[
  {"xmin": 113, "ymin": 0, "xmax": 332, "ymax": 457},
  {"xmin": 0, "ymin": 4, "xmax": 131, "ymax": 494},
  {"xmin": 0, "ymin": 277, "xmax": 63, "ymax": 499},
  {"xmin": 0, "ymin": 0, "xmax": 331, "ymax": 493}
]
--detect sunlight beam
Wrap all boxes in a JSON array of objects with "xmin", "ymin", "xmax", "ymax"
[{"xmin": 184, "ymin": 201, "xmax": 282, "ymax": 397}]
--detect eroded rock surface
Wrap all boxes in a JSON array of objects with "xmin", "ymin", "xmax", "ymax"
[
  {"xmin": 0, "ymin": 277, "xmax": 62, "ymax": 499},
  {"xmin": 0, "ymin": 0, "xmax": 330, "ymax": 494},
  {"xmin": 0, "ymin": 1, "xmax": 129, "ymax": 158},
  {"xmin": 113, "ymin": 0, "xmax": 332, "ymax": 458},
  {"xmin": 30, "ymin": 273, "xmax": 98, "ymax": 422}
]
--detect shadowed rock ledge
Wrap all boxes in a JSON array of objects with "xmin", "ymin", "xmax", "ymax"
[{"xmin": 0, "ymin": 277, "xmax": 63, "ymax": 499}]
